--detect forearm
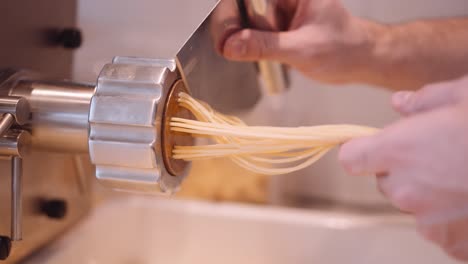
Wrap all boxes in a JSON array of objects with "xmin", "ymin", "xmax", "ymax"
[{"xmin": 358, "ymin": 18, "xmax": 468, "ymax": 91}]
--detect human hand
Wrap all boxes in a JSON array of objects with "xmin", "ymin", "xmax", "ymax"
[
  {"xmin": 219, "ymin": 0, "xmax": 382, "ymax": 84},
  {"xmin": 391, "ymin": 75, "xmax": 468, "ymax": 116},
  {"xmin": 339, "ymin": 77, "xmax": 468, "ymax": 260}
]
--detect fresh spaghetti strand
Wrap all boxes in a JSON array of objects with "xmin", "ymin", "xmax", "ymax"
[{"xmin": 170, "ymin": 92, "xmax": 379, "ymax": 175}]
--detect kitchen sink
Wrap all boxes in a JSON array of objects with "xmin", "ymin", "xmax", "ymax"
[{"xmin": 24, "ymin": 196, "xmax": 460, "ymax": 264}]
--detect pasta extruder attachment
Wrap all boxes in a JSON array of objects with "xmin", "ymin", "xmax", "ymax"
[
  {"xmin": 89, "ymin": 57, "xmax": 194, "ymax": 193},
  {"xmin": 1, "ymin": 57, "xmax": 195, "ymax": 197}
]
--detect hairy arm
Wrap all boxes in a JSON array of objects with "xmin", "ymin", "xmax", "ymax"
[
  {"xmin": 221, "ymin": 0, "xmax": 468, "ymax": 90},
  {"xmin": 364, "ymin": 18, "xmax": 468, "ymax": 90}
]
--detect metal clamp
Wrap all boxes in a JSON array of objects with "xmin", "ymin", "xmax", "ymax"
[{"xmin": 0, "ymin": 97, "xmax": 31, "ymax": 241}]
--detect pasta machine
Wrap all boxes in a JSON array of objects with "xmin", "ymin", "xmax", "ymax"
[{"xmin": 0, "ymin": 0, "xmax": 288, "ymax": 262}]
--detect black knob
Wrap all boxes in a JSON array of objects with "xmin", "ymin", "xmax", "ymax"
[
  {"xmin": 57, "ymin": 28, "xmax": 82, "ymax": 49},
  {"xmin": 41, "ymin": 199, "xmax": 67, "ymax": 219},
  {"xmin": 0, "ymin": 236, "xmax": 11, "ymax": 260}
]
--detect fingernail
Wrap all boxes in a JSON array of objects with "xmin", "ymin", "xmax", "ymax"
[
  {"xmin": 393, "ymin": 91, "xmax": 414, "ymax": 107},
  {"xmin": 392, "ymin": 91, "xmax": 416, "ymax": 114},
  {"xmin": 338, "ymin": 143, "xmax": 362, "ymax": 175},
  {"xmin": 225, "ymin": 38, "xmax": 246, "ymax": 58},
  {"xmin": 339, "ymin": 139, "xmax": 380, "ymax": 176}
]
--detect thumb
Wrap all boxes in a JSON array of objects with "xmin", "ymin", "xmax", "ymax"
[
  {"xmin": 392, "ymin": 79, "xmax": 464, "ymax": 116},
  {"xmin": 338, "ymin": 135, "xmax": 390, "ymax": 176},
  {"xmin": 223, "ymin": 29, "xmax": 295, "ymax": 62}
]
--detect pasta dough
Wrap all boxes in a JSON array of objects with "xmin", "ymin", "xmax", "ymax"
[{"xmin": 170, "ymin": 92, "xmax": 379, "ymax": 175}]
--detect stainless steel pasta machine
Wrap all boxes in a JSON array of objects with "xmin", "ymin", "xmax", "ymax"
[{"xmin": 0, "ymin": 0, "xmax": 288, "ymax": 262}]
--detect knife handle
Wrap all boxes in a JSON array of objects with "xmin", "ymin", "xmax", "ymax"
[{"xmin": 237, "ymin": 0, "xmax": 289, "ymax": 95}]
